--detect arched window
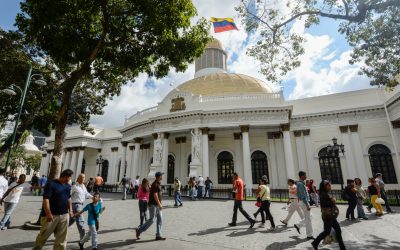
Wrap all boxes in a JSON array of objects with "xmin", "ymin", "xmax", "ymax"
[
  {"xmin": 318, "ymin": 147, "xmax": 343, "ymax": 184},
  {"xmin": 217, "ymin": 151, "xmax": 234, "ymax": 184},
  {"xmin": 167, "ymin": 155, "xmax": 175, "ymax": 184},
  {"xmin": 251, "ymin": 151, "xmax": 269, "ymax": 184},
  {"xmin": 81, "ymin": 159, "xmax": 86, "ymax": 174},
  {"xmin": 101, "ymin": 160, "xmax": 109, "ymax": 183},
  {"xmin": 187, "ymin": 154, "xmax": 191, "ymax": 176},
  {"xmin": 369, "ymin": 144, "xmax": 398, "ymax": 184},
  {"xmin": 26, "ymin": 167, "xmax": 31, "ymax": 175}
]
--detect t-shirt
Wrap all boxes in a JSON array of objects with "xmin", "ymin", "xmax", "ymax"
[
  {"xmin": 83, "ymin": 202, "xmax": 102, "ymax": 225},
  {"xmin": 148, "ymin": 180, "xmax": 162, "ymax": 206},
  {"xmin": 205, "ymin": 179, "xmax": 213, "ymax": 188},
  {"xmin": 134, "ymin": 179, "xmax": 140, "ymax": 186},
  {"xmin": 40, "ymin": 180, "xmax": 71, "ymax": 216},
  {"xmin": 4, "ymin": 182, "xmax": 25, "ymax": 203},
  {"xmin": 198, "ymin": 177, "xmax": 205, "ymax": 187},
  {"xmin": 94, "ymin": 176, "xmax": 103, "ymax": 185},
  {"xmin": 0, "ymin": 176, "xmax": 8, "ymax": 198},
  {"xmin": 40, "ymin": 177, "xmax": 47, "ymax": 187},
  {"xmin": 259, "ymin": 185, "xmax": 271, "ymax": 201},
  {"xmin": 233, "ymin": 178, "xmax": 244, "ymax": 201},
  {"xmin": 288, "ymin": 185, "xmax": 297, "ymax": 199},
  {"xmin": 121, "ymin": 177, "xmax": 129, "ymax": 186},
  {"xmin": 31, "ymin": 176, "xmax": 39, "ymax": 185}
]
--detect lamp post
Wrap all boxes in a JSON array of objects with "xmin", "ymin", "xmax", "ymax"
[
  {"xmin": 96, "ymin": 154, "xmax": 104, "ymax": 176},
  {"xmin": 326, "ymin": 137, "xmax": 345, "ymax": 190},
  {"xmin": 2, "ymin": 65, "xmax": 47, "ymax": 171}
]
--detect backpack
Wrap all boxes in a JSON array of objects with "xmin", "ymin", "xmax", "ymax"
[{"xmin": 341, "ymin": 188, "xmax": 349, "ymax": 201}]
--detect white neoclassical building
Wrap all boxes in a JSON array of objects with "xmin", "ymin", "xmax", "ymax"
[{"xmin": 40, "ymin": 39, "xmax": 400, "ymax": 190}]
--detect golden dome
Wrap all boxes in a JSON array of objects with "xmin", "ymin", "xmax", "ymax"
[
  {"xmin": 178, "ymin": 73, "xmax": 273, "ymax": 96},
  {"xmin": 206, "ymin": 38, "xmax": 224, "ymax": 51}
]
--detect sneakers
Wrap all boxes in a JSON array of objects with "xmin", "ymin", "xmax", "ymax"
[
  {"xmin": 0, "ymin": 227, "xmax": 7, "ymax": 231},
  {"xmin": 78, "ymin": 242, "xmax": 84, "ymax": 250},
  {"xmin": 294, "ymin": 224, "xmax": 300, "ymax": 234},
  {"xmin": 174, "ymin": 204, "xmax": 179, "ymax": 207},
  {"xmin": 280, "ymin": 219, "xmax": 288, "ymax": 226},
  {"xmin": 307, "ymin": 236, "xmax": 315, "ymax": 240},
  {"xmin": 228, "ymin": 222, "xmax": 236, "ymax": 227},
  {"xmin": 311, "ymin": 241, "xmax": 318, "ymax": 250},
  {"xmin": 155, "ymin": 236, "xmax": 166, "ymax": 241},
  {"xmin": 249, "ymin": 220, "xmax": 256, "ymax": 228},
  {"xmin": 135, "ymin": 228, "xmax": 141, "ymax": 240},
  {"xmin": 179, "ymin": 203, "xmax": 183, "ymax": 207}
]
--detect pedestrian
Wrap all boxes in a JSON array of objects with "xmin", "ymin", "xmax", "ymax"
[
  {"xmin": 228, "ymin": 172, "xmax": 256, "ymax": 228},
  {"xmin": 69, "ymin": 174, "xmax": 93, "ymax": 241},
  {"xmin": 375, "ymin": 173, "xmax": 393, "ymax": 213},
  {"xmin": 135, "ymin": 172, "xmax": 166, "ymax": 240},
  {"xmin": 174, "ymin": 177, "xmax": 183, "ymax": 207},
  {"xmin": 311, "ymin": 180, "xmax": 346, "ymax": 250},
  {"xmin": 253, "ymin": 177, "xmax": 268, "ymax": 224},
  {"xmin": 137, "ymin": 178, "xmax": 150, "ymax": 226},
  {"xmin": 120, "ymin": 174, "xmax": 130, "ymax": 200},
  {"xmin": 0, "ymin": 168, "xmax": 8, "ymax": 211},
  {"xmin": 32, "ymin": 169, "xmax": 74, "ymax": 250},
  {"xmin": 86, "ymin": 177, "xmax": 94, "ymax": 193},
  {"xmin": 93, "ymin": 174, "xmax": 104, "ymax": 193},
  {"xmin": 354, "ymin": 178, "xmax": 368, "ymax": 220},
  {"xmin": 344, "ymin": 179, "xmax": 357, "ymax": 220},
  {"xmin": 204, "ymin": 177, "xmax": 213, "ymax": 198},
  {"xmin": 188, "ymin": 177, "xmax": 195, "ymax": 200},
  {"xmin": 8, "ymin": 173, "xmax": 17, "ymax": 185},
  {"xmin": 31, "ymin": 173, "xmax": 40, "ymax": 196},
  {"xmin": 132, "ymin": 176, "xmax": 140, "ymax": 199},
  {"xmin": 367, "ymin": 177, "xmax": 383, "ymax": 216},
  {"xmin": 280, "ymin": 178, "xmax": 304, "ymax": 226},
  {"xmin": 308, "ymin": 179, "xmax": 319, "ymax": 207},
  {"xmin": 40, "ymin": 175, "xmax": 47, "ymax": 195},
  {"xmin": 75, "ymin": 192, "xmax": 104, "ymax": 250},
  {"xmin": 0, "ymin": 174, "xmax": 27, "ymax": 230},
  {"xmin": 197, "ymin": 175, "xmax": 205, "ymax": 199},
  {"xmin": 294, "ymin": 171, "xmax": 314, "ymax": 240},
  {"xmin": 257, "ymin": 176, "xmax": 275, "ymax": 230}
]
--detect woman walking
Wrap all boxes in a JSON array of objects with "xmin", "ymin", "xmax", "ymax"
[
  {"xmin": 311, "ymin": 180, "xmax": 346, "ymax": 250},
  {"xmin": 308, "ymin": 179, "xmax": 319, "ymax": 207},
  {"xmin": 354, "ymin": 178, "xmax": 368, "ymax": 220},
  {"xmin": 280, "ymin": 179, "xmax": 304, "ymax": 226},
  {"xmin": 257, "ymin": 177, "xmax": 275, "ymax": 230},
  {"xmin": 367, "ymin": 177, "xmax": 383, "ymax": 216},
  {"xmin": 137, "ymin": 178, "xmax": 150, "ymax": 225},
  {"xmin": 344, "ymin": 179, "xmax": 357, "ymax": 220},
  {"xmin": 253, "ymin": 176, "xmax": 268, "ymax": 226}
]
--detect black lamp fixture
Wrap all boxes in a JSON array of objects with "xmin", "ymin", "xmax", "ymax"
[{"xmin": 327, "ymin": 137, "xmax": 345, "ymax": 156}]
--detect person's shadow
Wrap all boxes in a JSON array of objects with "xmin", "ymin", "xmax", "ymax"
[{"xmin": 265, "ymin": 236, "xmax": 310, "ymax": 249}]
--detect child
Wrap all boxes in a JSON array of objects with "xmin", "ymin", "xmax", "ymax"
[{"xmin": 75, "ymin": 192, "xmax": 104, "ymax": 250}]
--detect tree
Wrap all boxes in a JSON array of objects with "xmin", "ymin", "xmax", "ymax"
[
  {"xmin": 236, "ymin": 0, "xmax": 400, "ymax": 87},
  {"xmin": 16, "ymin": 0, "xmax": 211, "ymax": 179}
]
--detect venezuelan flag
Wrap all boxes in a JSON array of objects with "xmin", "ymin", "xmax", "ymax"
[{"xmin": 211, "ymin": 17, "xmax": 239, "ymax": 33}]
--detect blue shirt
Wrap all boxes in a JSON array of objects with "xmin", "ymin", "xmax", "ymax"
[
  {"xmin": 40, "ymin": 180, "xmax": 71, "ymax": 216},
  {"xmin": 40, "ymin": 177, "xmax": 47, "ymax": 187},
  {"xmin": 83, "ymin": 202, "xmax": 102, "ymax": 225},
  {"xmin": 296, "ymin": 180, "xmax": 310, "ymax": 206}
]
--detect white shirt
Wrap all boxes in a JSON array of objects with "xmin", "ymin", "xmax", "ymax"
[
  {"xmin": 198, "ymin": 176, "xmax": 205, "ymax": 187},
  {"xmin": 0, "ymin": 176, "xmax": 8, "ymax": 198},
  {"xmin": 71, "ymin": 183, "xmax": 92, "ymax": 203},
  {"xmin": 4, "ymin": 182, "xmax": 25, "ymax": 203},
  {"xmin": 134, "ymin": 179, "xmax": 140, "ymax": 186}
]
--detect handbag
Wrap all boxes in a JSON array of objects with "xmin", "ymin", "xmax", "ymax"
[
  {"xmin": 375, "ymin": 197, "xmax": 385, "ymax": 204},
  {"xmin": 255, "ymin": 201, "xmax": 261, "ymax": 207},
  {"xmin": 321, "ymin": 205, "xmax": 339, "ymax": 220}
]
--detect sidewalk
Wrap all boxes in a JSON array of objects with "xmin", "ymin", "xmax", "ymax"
[{"xmin": 0, "ymin": 192, "xmax": 399, "ymax": 249}]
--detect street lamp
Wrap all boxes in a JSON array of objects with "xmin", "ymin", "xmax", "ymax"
[
  {"xmin": 96, "ymin": 155, "xmax": 104, "ymax": 176},
  {"xmin": 2, "ymin": 65, "xmax": 47, "ymax": 171},
  {"xmin": 326, "ymin": 137, "xmax": 345, "ymax": 190}
]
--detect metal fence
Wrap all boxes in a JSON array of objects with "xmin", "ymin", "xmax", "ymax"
[{"xmin": 98, "ymin": 184, "xmax": 400, "ymax": 206}]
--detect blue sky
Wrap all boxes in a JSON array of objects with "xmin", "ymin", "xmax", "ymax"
[{"xmin": 0, "ymin": 0, "xmax": 372, "ymax": 128}]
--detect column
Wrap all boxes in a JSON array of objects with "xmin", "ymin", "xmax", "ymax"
[
  {"xmin": 234, "ymin": 132, "xmax": 244, "ymax": 179},
  {"xmin": 267, "ymin": 132, "xmax": 279, "ymax": 188},
  {"xmin": 63, "ymin": 149, "xmax": 72, "ymax": 170},
  {"xmin": 275, "ymin": 134, "xmax": 287, "ymax": 186},
  {"xmin": 201, "ymin": 128, "xmax": 210, "ymax": 178},
  {"xmin": 75, "ymin": 147, "xmax": 85, "ymax": 176},
  {"xmin": 120, "ymin": 142, "xmax": 128, "ymax": 180},
  {"xmin": 108, "ymin": 147, "xmax": 118, "ymax": 183},
  {"xmin": 294, "ymin": 130, "xmax": 307, "ymax": 172},
  {"xmin": 132, "ymin": 138, "xmax": 142, "ymax": 179},
  {"xmin": 189, "ymin": 128, "xmax": 202, "ymax": 177},
  {"xmin": 96, "ymin": 149, "xmax": 101, "ymax": 176},
  {"xmin": 349, "ymin": 125, "xmax": 369, "ymax": 184},
  {"xmin": 281, "ymin": 124, "xmax": 296, "ymax": 180},
  {"xmin": 392, "ymin": 121, "xmax": 400, "ymax": 183},
  {"xmin": 39, "ymin": 153, "xmax": 47, "ymax": 176},
  {"xmin": 178, "ymin": 137, "xmax": 187, "ymax": 179},
  {"xmin": 240, "ymin": 125, "xmax": 252, "ymax": 192},
  {"xmin": 126, "ymin": 145, "xmax": 134, "ymax": 178},
  {"xmin": 70, "ymin": 148, "xmax": 78, "ymax": 177},
  {"xmin": 162, "ymin": 133, "xmax": 170, "ymax": 185},
  {"xmin": 339, "ymin": 126, "xmax": 357, "ymax": 179},
  {"xmin": 149, "ymin": 133, "xmax": 163, "ymax": 178},
  {"xmin": 303, "ymin": 130, "xmax": 318, "ymax": 181}
]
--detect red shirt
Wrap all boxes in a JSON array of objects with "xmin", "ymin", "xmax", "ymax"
[{"xmin": 234, "ymin": 178, "xmax": 244, "ymax": 201}]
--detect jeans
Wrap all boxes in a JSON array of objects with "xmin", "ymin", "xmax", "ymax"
[
  {"xmin": 346, "ymin": 200, "xmax": 357, "ymax": 219},
  {"xmin": 295, "ymin": 201, "xmax": 313, "ymax": 237},
  {"xmin": 260, "ymin": 200, "xmax": 275, "ymax": 228},
  {"xmin": 381, "ymin": 192, "xmax": 392, "ymax": 212},
  {"xmin": 137, "ymin": 204, "xmax": 163, "ymax": 237},
  {"xmin": 174, "ymin": 191, "xmax": 182, "ymax": 206},
  {"xmin": 282, "ymin": 199, "xmax": 304, "ymax": 224},
  {"xmin": 33, "ymin": 214, "xmax": 69, "ymax": 250},
  {"xmin": 231, "ymin": 200, "xmax": 254, "ymax": 224},
  {"xmin": 313, "ymin": 217, "xmax": 346, "ymax": 250},
  {"xmin": 204, "ymin": 186, "xmax": 212, "ymax": 198},
  {"xmin": 138, "ymin": 200, "xmax": 148, "ymax": 225},
  {"xmin": 80, "ymin": 224, "xmax": 97, "ymax": 249},
  {"xmin": 122, "ymin": 186, "xmax": 128, "ymax": 200},
  {"xmin": 356, "ymin": 199, "xmax": 367, "ymax": 218},
  {"xmin": 197, "ymin": 186, "xmax": 204, "ymax": 198},
  {"xmin": 0, "ymin": 202, "xmax": 17, "ymax": 229},
  {"xmin": 69, "ymin": 203, "xmax": 85, "ymax": 239}
]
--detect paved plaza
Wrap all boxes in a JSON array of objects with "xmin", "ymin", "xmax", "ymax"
[{"xmin": 0, "ymin": 191, "xmax": 400, "ymax": 250}]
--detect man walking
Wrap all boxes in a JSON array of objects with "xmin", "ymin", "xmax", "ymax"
[
  {"xmin": 228, "ymin": 172, "xmax": 256, "ymax": 228},
  {"xmin": 120, "ymin": 175, "xmax": 130, "ymax": 200},
  {"xmin": 93, "ymin": 174, "xmax": 104, "ymax": 193},
  {"xmin": 294, "ymin": 171, "xmax": 314, "ymax": 239},
  {"xmin": 197, "ymin": 175, "xmax": 205, "ymax": 199},
  {"xmin": 135, "ymin": 172, "xmax": 166, "ymax": 240},
  {"xmin": 174, "ymin": 177, "xmax": 183, "ymax": 207},
  {"xmin": 69, "ymin": 174, "xmax": 93, "ymax": 244},
  {"xmin": 375, "ymin": 173, "xmax": 393, "ymax": 213},
  {"xmin": 280, "ymin": 179, "xmax": 304, "ymax": 226},
  {"xmin": 33, "ymin": 169, "xmax": 74, "ymax": 250},
  {"xmin": 0, "ymin": 169, "xmax": 8, "ymax": 212},
  {"xmin": 204, "ymin": 177, "xmax": 213, "ymax": 198}
]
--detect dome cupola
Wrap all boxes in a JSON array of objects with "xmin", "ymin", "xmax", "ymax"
[{"xmin": 194, "ymin": 38, "xmax": 227, "ymax": 78}]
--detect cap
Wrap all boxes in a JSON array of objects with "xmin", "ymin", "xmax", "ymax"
[{"xmin": 155, "ymin": 172, "xmax": 164, "ymax": 178}]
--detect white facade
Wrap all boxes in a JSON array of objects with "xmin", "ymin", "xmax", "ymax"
[{"xmin": 41, "ymin": 39, "xmax": 400, "ymax": 190}]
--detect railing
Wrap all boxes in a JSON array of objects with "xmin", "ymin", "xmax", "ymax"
[
  {"xmin": 128, "ymin": 106, "xmax": 158, "ymax": 120},
  {"xmin": 98, "ymin": 184, "xmax": 400, "ymax": 206},
  {"xmin": 199, "ymin": 93, "xmax": 282, "ymax": 103}
]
